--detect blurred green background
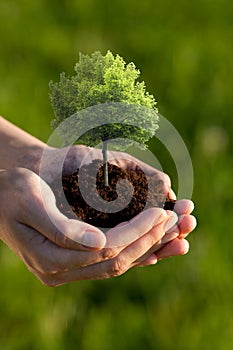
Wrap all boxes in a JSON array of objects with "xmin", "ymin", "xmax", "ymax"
[{"xmin": 0, "ymin": 0, "xmax": 233, "ymax": 349}]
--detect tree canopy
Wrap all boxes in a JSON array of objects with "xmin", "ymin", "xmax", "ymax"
[{"xmin": 49, "ymin": 51, "xmax": 159, "ymax": 148}]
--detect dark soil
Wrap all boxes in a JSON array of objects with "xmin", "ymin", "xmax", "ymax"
[{"xmin": 51, "ymin": 159, "xmax": 175, "ymax": 228}]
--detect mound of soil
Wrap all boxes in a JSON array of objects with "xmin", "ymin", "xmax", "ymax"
[{"xmin": 51, "ymin": 159, "xmax": 175, "ymax": 228}]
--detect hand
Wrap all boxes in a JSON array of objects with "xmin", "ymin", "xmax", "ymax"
[
  {"xmin": 0, "ymin": 117, "xmax": 197, "ymax": 286},
  {"xmin": 39, "ymin": 145, "xmax": 196, "ymax": 265},
  {"xmin": 40, "ymin": 144, "xmax": 195, "ymax": 245},
  {"xmin": 0, "ymin": 167, "xmax": 196, "ymax": 286}
]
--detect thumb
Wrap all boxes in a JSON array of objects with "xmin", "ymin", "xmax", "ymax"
[
  {"xmin": 48, "ymin": 216, "xmax": 107, "ymax": 251},
  {"xmin": 20, "ymin": 176, "xmax": 106, "ymax": 250}
]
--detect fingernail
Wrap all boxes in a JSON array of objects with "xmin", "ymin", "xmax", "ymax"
[
  {"xmin": 81, "ymin": 231, "xmax": 106, "ymax": 248},
  {"xmin": 164, "ymin": 212, "xmax": 178, "ymax": 231}
]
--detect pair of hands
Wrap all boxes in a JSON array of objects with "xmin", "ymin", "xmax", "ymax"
[{"xmin": 0, "ymin": 145, "xmax": 196, "ymax": 286}]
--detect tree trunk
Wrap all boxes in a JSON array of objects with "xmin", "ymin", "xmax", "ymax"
[{"xmin": 102, "ymin": 140, "xmax": 109, "ymax": 186}]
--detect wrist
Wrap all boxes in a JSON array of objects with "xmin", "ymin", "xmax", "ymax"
[{"xmin": 0, "ymin": 116, "xmax": 49, "ymax": 173}]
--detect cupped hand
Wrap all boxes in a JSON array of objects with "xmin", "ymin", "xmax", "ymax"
[
  {"xmin": 39, "ymin": 144, "xmax": 197, "ymax": 262},
  {"xmin": 41, "ymin": 144, "xmax": 195, "ymax": 239},
  {"xmin": 61, "ymin": 146, "xmax": 197, "ymax": 265},
  {"xmin": 0, "ymin": 166, "xmax": 196, "ymax": 286}
]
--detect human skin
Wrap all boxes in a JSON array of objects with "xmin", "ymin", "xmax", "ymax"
[{"xmin": 0, "ymin": 116, "xmax": 196, "ymax": 286}]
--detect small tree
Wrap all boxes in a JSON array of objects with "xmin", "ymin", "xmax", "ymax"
[{"xmin": 49, "ymin": 51, "xmax": 159, "ymax": 185}]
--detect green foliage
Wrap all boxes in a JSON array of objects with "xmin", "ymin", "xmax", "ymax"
[{"xmin": 49, "ymin": 51, "xmax": 158, "ymax": 147}]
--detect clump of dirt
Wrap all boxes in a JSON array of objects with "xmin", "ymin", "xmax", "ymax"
[{"xmin": 51, "ymin": 159, "xmax": 175, "ymax": 228}]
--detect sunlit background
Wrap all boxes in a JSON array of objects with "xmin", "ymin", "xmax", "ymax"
[{"xmin": 0, "ymin": 1, "xmax": 233, "ymax": 349}]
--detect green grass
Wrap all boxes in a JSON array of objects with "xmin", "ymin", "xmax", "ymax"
[{"xmin": 0, "ymin": 0, "xmax": 233, "ymax": 349}]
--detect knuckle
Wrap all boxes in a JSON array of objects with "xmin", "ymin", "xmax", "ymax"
[
  {"xmin": 101, "ymin": 247, "xmax": 118, "ymax": 261},
  {"xmin": 54, "ymin": 230, "xmax": 69, "ymax": 248},
  {"xmin": 149, "ymin": 225, "xmax": 164, "ymax": 243},
  {"xmin": 142, "ymin": 232, "xmax": 158, "ymax": 249},
  {"xmin": 109, "ymin": 257, "xmax": 126, "ymax": 277},
  {"xmin": 149, "ymin": 233, "xmax": 160, "ymax": 247}
]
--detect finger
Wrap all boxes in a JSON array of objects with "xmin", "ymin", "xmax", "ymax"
[
  {"xmin": 18, "ymin": 177, "xmax": 106, "ymax": 250},
  {"xmin": 109, "ymin": 211, "xmax": 177, "ymax": 268},
  {"xmin": 105, "ymin": 207, "xmax": 168, "ymax": 248},
  {"xmin": 137, "ymin": 228, "xmax": 179, "ymax": 259},
  {"xmin": 33, "ymin": 238, "xmax": 190, "ymax": 286},
  {"xmin": 159, "ymin": 213, "xmax": 196, "ymax": 244},
  {"xmin": 166, "ymin": 213, "xmax": 197, "ymax": 235},
  {"xmin": 15, "ymin": 219, "xmax": 122, "ymax": 281},
  {"xmin": 45, "ymin": 211, "xmax": 177, "ymax": 270},
  {"xmin": 167, "ymin": 188, "xmax": 177, "ymax": 201},
  {"xmin": 148, "ymin": 212, "xmax": 196, "ymax": 253},
  {"xmin": 174, "ymin": 199, "xmax": 194, "ymax": 215},
  {"xmin": 177, "ymin": 214, "xmax": 197, "ymax": 238},
  {"xmin": 161, "ymin": 231, "xmax": 179, "ymax": 244},
  {"xmin": 20, "ymin": 205, "xmax": 178, "ymax": 285},
  {"xmin": 43, "ymin": 213, "xmax": 174, "ymax": 284},
  {"xmin": 14, "ymin": 219, "xmax": 109, "ymax": 278},
  {"xmin": 130, "ymin": 211, "xmax": 192, "ymax": 265},
  {"xmin": 16, "ymin": 209, "xmax": 176, "ymax": 280},
  {"xmin": 134, "ymin": 237, "xmax": 189, "ymax": 267},
  {"xmin": 156, "ymin": 238, "xmax": 190, "ymax": 260},
  {"xmin": 134, "ymin": 254, "xmax": 158, "ymax": 267},
  {"xmin": 32, "ymin": 211, "xmax": 178, "ymax": 285}
]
